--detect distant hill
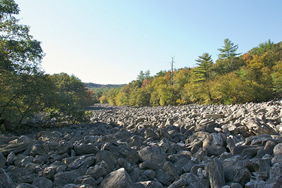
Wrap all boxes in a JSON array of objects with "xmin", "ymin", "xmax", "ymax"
[{"xmin": 84, "ymin": 82, "xmax": 126, "ymax": 89}]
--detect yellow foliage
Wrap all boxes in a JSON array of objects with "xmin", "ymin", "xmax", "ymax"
[{"xmin": 99, "ymin": 95, "xmax": 107, "ymax": 104}]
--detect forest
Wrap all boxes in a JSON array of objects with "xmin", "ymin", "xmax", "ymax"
[
  {"xmin": 0, "ymin": 0, "xmax": 93, "ymax": 130},
  {"xmin": 95, "ymin": 39, "xmax": 282, "ymax": 107}
]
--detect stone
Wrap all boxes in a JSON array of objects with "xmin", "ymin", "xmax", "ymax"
[
  {"xmin": 68, "ymin": 156, "xmax": 95, "ymax": 170},
  {"xmin": 32, "ymin": 177, "xmax": 53, "ymax": 188},
  {"xmin": 1, "ymin": 102, "xmax": 281, "ymax": 187},
  {"xmin": 43, "ymin": 166, "xmax": 56, "ymax": 180},
  {"xmin": 96, "ymin": 150, "xmax": 117, "ymax": 172},
  {"xmin": 162, "ymin": 161, "xmax": 178, "ymax": 178},
  {"xmin": 100, "ymin": 168, "xmax": 134, "ymax": 188},
  {"xmin": 272, "ymin": 154, "xmax": 282, "ymax": 164},
  {"xmin": 144, "ymin": 129, "xmax": 159, "ymax": 140},
  {"xmin": 63, "ymin": 183, "xmax": 94, "ymax": 188},
  {"xmin": 158, "ymin": 138, "xmax": 172, "ymax": 154},
  {"xmin": 245, "ymin": 119, "xmax": 278, "ymax": 135},
  {"xmin": 180, "ymin": 173, "xmax": 203, "ymax": 188},
  {"xmin": 30, "ymin": 144, "xmax": 46, "ymax": 156},
  {"xmin": 256, "ymin": 140, "xmax": 276, "ymax": 158},
  {"xmin": 139, "ymin": 161, "xmax": 159, "ymax": 170},
  {"xmin": 267, "ymin": 162, "xmax": 282, "ymax": 185},
  {"xmin": 203, "ymin": 133, "xmax": 226, "ymax": 156},
  {"xmin": 37, "ymin": 131, "xmax": 62, "ymax": 142},
  {"xmin": 135, "ymin": 180, "xmax": 163, "ymax": 188},
  {"xmin": 230, "ymin": 183, "xmax": 243, "ymax": 188},
  {"xmin": 273, "ymin": 143, "xmax": 282, "ymax": 156},
  {"xmin": 0, "ymin": 141, "xmax": 29, "ymax": 156},
  {"xmin": 157, "ymin": 128, "xmax": 172, "ymax": 140},
  {"xmin": 117, "ymin": 158, "xmax": 133, "ymax": 172},
  {"xmin": 16, "ymin": 183, "xmax": 37, "ymax": 188},
  {"xmin": 127, "ymin": 135, "xmax": 143, "ymax": 149},
  {"xmin": 74, "ymin": 175, "xmax": 97, "ymax": 186},
  {"xmin": 168, "ymin": 178, "xmax": 187, "ymax": 188},
  {"xmin": 155, "ymin": 169, "xmax": 174, "ymax": 186},
  {"xmin": 168, "ymin": 153, "xmax": 191, "ymax": 163},
  {"xmin": 0, "ymin": 152, "xmax": 6, "ymax": 168},
  {"xmin": 174, "ymin": 157, "xmax": 190, "ymax": 175},
  {"xmin": 53, "ymin": 170, "xmax": 80, "ymax": 187},
  {"xmin": 233, "ymin": 167, "xmax": 251, "ymax": 185},
  {"xmin": 205, "ymin": 158, "xmax": 225, "ymax": 188},
  {"xmin": 85, "ymin": 164, "xmax": 107, "ymax": 180},
  {"xmin": 141, "ymin": 169, "xmax": 156, "ymax": 180},
  {"xmin": 73, "ymin": 143, "xmax": 98, "ymax": 155},
  {"xmin": 182, "ymin": 160, "xmax": 196, "ymax": 173},
  {"xmin": 0, "ymin": 168, "xmax": 16, "ymax": 188},
  {"xmin": 138, "ymin": 145, "xmax": 166, "ymax": 168},
  {"xmin": 6, "ymin": 151, "xmax": 15, "ymax": 165},
  {"xmin": 130, "ymin": 167, "xmax": 140, "ymax": 183}
]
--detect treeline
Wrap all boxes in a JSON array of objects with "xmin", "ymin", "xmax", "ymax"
[
  {"xmin": 97, "ymin": 39, "xmax": 282, "ymax": 106},
  {"xmin": 0, "ymin": 1, "xmax": 93, "ymax": 130},
  {"xmin": 84, "ymin": 82, "xmax": 126, "ymax": 89}
]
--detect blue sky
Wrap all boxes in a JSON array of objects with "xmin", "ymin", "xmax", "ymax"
[{"xmin": 16, "ymin": 0, "xmax": 282, "ymax": 84}]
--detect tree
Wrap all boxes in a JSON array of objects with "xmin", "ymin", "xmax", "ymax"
[
  {"xmin": 194, "ymin": 53, "xmax": 213, "ymax": 81},
  {"xmin": 249, "ymin": 39, "xmax": 274, "ymax": 56},
  {"xmin": 0, "ymin": 0, "xmax": 45, "ymax": 129},
  {"xmin": 0, "ymin": 1, "xmax": 93, "ymax": 129},
  {"xmin": 214, "ymin": 39, "xmax": 243, "ymax": 74},
  {"xmin": 271, "ymin": 61, "xmax": 282, "ymax": 98},
  {"xmin": 47, "ymin": 73, "xmax": 93, "ymax": 124},
  {"xmin": 218, "ymin": 38, "xmax": 240, "ymax": 59}
]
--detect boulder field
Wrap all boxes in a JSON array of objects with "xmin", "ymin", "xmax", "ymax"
[{"xmin": 0, "ymin": 101, "xmax": 281, "ymax": 188}]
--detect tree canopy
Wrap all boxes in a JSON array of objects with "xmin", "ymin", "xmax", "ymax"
[
  {"xmin": 0, "ymin": 0, "xmax": 93, "ymax": 130},
  {"xmin": 95, "ymin": 39, "xmax": 282, "ymax": 107}
]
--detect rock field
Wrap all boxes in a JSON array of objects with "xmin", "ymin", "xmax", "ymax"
[{"xmin": 0, "ymin": 101, "xmax": 281, "ymax": 188}]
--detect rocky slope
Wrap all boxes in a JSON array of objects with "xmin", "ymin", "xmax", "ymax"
[{"xmin": 0, "ymin": 101, "xmax": 281, "ymax": 188}]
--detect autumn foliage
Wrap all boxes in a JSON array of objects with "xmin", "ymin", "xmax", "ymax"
[{"xmin": 97, "ymin": 40, "xmax": 282, "ymax": 106}]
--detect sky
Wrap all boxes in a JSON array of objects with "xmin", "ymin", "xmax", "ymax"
[{"xmin": 16, "ymin": 0, "xmax": 282, "ymax": 84}]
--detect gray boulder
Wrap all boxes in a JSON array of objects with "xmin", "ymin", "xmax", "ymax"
[
  {"xmin": 73, "ymin": 143, "xmax": 98, "ymax": 155},
  {"xmin": 32, "ymin": 177, "xmax": 53, "ymax": 188},
  {"xmin": 267, "ymin": 162, "xmax": 282, "ymax": 185},
  {"xmin": 135, "ymin": 180, "xmax": 163, "ymax": 188},
  {"xmin": 0, "ymin": 152, "xmax": 6, "ymax": 168},
  {"xmin": 16, "ymin": 183, "xmax": 37, "ymax": 188},
  {"xmin": 180, "ymin": 173, "xmax": 203, "ymax": 188},
  {"xmin": 85, "ymin": 164, "xmax": 107, "ymax": 179},
  {"xmin": 53, "ymin": 170, "xmax": 80, "ymax": 187},
  {"xmin": 74, "ymin": 175, "xmax": 97, "ymax": 186},
  {"xmin": 96, "ymin": 150, "xmax": 117, "ymax": 172},
  {"xmin": 30, "ymin": 144, "xmax": 46, "ymax": 156},
  {"xmin": 100, "ymin": 168, "xmax": 134, "ymax": 188},
  {"xmin": 205, "ymin": 158, "xmax": 225, "ymax": 188},
  {"xmin": 138, "ymin": 145, "xmax": 166, "ymax": 168},
  {"xmin": 68, "ymin": 155, "xmax": 95, "ymax": 170},
  {"xmin": 0, "ymin": 168, "xmax": 16, "ymax": 188},
  {"xmin": 155, "ymin": 169, "xmax": 174, "ymax": 186}
]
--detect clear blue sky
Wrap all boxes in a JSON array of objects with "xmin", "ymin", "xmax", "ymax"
[{"xmin": 16, "ymin": 0, "xmax": 282, "ymax": 84}]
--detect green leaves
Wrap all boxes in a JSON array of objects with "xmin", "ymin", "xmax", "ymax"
[
  {"xmin": 218, "ymin": 38, "xmax": 240, "ymax": 59},
  {"xmin": 0, "ymin": 1, "xmax": 93, "ymax": 129},
  {"xmin": 99, "ymin": 39, "xmax": 281, "ymax": 107}
]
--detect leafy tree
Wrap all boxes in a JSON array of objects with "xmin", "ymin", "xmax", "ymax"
[
  {"xmin": 0, "ymin": 1, "xmax": 93, "ymax": 128},
  {"xmin": 214, "ymin": 39, "xmax": 244, "ymax": 75},
  {"xmin": 135, "ymin": 70, "xmax": 150, "ymax": 88},
  {"xmin": 218, "ymin": 38, "xmax": 240, "ymax": 59},
  {"xmin": 271, "ymin": 61, "xmax": 282, "ymax": 98},
  {"xmin": 210, "ymin": 73, "xmax": 252, "ymax": 104},
  {"xmin": 194, "ymin": 53, "xmax": 213, "ymax": 82},
  {"xmin": 44, "ymin": 73, "xmax": 93, "ymax": 124},
  {"xmin": 0, "ymin": 0, "xmax": 45, "ymax": 129},
  {"xmin": 249, "ymin": 39, "xmax": 274, "ymax": 56}
]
